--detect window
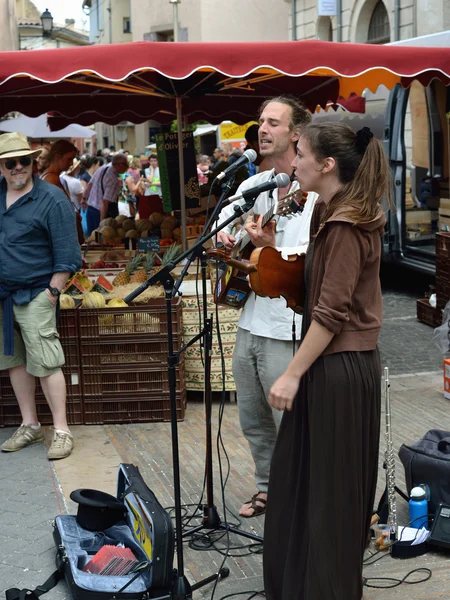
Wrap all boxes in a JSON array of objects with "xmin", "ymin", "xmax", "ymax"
[
  {"xmin": 367, "ymin": 1, "xmax": 390, "ymax": 44},
  {"xmin": 317, "ymin": 16, "xmax": 333, "ymax": 41},
  {"xmin": 123, "ymin": 17, "xmax": 131, "ymax": 34}
]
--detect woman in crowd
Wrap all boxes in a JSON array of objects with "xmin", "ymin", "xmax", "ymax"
[
  {"xmin": 36, "ymin": 146, "xmax": 50, "ymax": 176},
  {"xmin": 61, "ymin": 159, "xmax": 83, "ymax": 210},
  {"xmin": 41, "ymin": 140, "xmax": 84, "ymax": 244},
  {"xmin": 197, "ymin": 154, "xmax": 211, "ymax": 185},
  {"xmin": 41, "ymin": 140, "xmax": 77, "ymax": 190},
  {"xmin": 140, "ymin": 154, "xmax": 163, "ymax": 219},
  {"xmin": 79, "ymin": 155, "xmax": 104, "ymax": 187},
  {"xmin": 263, "ymin": 123, "xmax": 391, "ymax": 600}
]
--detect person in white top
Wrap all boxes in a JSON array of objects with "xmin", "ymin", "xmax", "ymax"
[
  {"xmin": 61, "ymin": 159, "xmax": 83, "ymax": 210},
  {"xmin": 216, "ymin": 96, "xmax": 318, "ymax": 518}
]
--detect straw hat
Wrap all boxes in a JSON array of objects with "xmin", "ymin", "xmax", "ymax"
[
  {"xmin": 66, "ymin": 158, "xmax": 81, "ymax": 175},
  {"xmin": 0, "ymin": 132, "xmax": 42, "ymax": 160}
]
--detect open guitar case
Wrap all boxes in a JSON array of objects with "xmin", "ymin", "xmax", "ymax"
[{"xmin": 6, "ymin": 464, "xmax": 174, "ymax": 600}]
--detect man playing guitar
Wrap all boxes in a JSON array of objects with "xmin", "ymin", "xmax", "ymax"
[{"xmin": 216, "ymin": 95, "xmax": 318, "ymax": 518}]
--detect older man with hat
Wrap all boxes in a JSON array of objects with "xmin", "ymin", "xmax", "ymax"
[{"xmin": 0, "ymin": 132, "xmax": 81, "ymax": 459}]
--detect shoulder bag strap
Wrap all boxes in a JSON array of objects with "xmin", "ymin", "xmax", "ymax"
[
  {"xmin": 101, "ymin": 165, "xmax": 109, "ymax": 196},
  {"xmin": 6, "ymin": 563, "xmax": 64, "ymax": 600}
]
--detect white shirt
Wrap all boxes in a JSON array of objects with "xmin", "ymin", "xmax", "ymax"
[
  {"xmin": 217, "ymin": 169, "xmax": 318, "ymax": 341},
  {"xmin": 61, "ymin": 174, "xmax": 83, "ymax": 209}
]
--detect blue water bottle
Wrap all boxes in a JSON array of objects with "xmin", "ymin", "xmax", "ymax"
[{"xmin": 409, "ymin": 486, "xmax": 428, "ymax": 529}]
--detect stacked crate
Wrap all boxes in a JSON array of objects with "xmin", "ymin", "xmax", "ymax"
[
  {"xmin": 435, "ymin": 232, "xmax": 450, "ymax": 321},
  {"xmin": 0, "ymin": 309, "xmax": 83, "ymax": 426},
  {"xmin": 0, "ymin": 300, "xmax": 186, "ymax": 427},
  {"xmin": 78, "ymin": 298, "xmax": 185, "ymax": 425}
]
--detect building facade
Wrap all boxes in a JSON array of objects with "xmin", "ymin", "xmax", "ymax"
[
  {"xmin": 290, "ymin": 0, "xmax": 450, "ymax": 43},
  {"xmin": 130, "ymin": 0, "xmax": 290, "ymax": 152},
  {"xmin": 82, "ymin": 0, "xmax": 135, "ymax": 152},
  {"xmin": 0, "ymin": 0, "xmax": 19, "ymax": 51},
  {"xmin": 16, "ymin": 0, "xmax": 90, "ymax": 50},
  {"xmin": 131, "ymin": 0, "xmax": 290, "ymax": 43},
  {"xmin": 82, "ymin": 0, "xmax": 132, "ymax": 45}
]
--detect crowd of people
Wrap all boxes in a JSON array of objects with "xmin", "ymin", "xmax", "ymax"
[
  {"xmin": 34, "ymin": 143, "xmax": 165, "ymax": 238},
  {"xmin": 0, "ymin": 92, "xmax": 391, "ymax": 599}
]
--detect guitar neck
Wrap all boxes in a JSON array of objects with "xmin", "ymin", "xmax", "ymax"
[{"xmin": 237, "ymin": 205, "xmax": 275, "ymax": 254}]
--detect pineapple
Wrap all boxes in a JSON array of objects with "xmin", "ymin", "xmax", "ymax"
[
  {"xmin": 155, "ymin": 244, "xmax": 182, "ymax": 271},
  {"xmin": 112, "ymin": 255, "xmax": 143, "ymax": 286},
  {"xmin": 130, "ymin": 253, "xmax": 156, "ymax": 283}
]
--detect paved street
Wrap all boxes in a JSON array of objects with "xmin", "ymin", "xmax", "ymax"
[
  {"xmin": 1, "ymin": 264, "xmax": 449, "ymax": 600},
  {"xmin": 379, "ymin": 263, "xmax": 442, "ymax": 375}
]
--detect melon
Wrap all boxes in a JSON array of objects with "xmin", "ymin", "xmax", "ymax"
[
  {"xmin": 149, "ymin": 212, "xmax": 164, "ymax": 226},
  {"xmin": 125, "ymin": 229, "xmax": 139, "ymax": 239},
  {"xmin": 116, "ymin": 227, "xmax": 126, "ymax": 239},
  {"xmin": 100, "ymin": 218, "xmax": 116, "ymax": 229},
  {"xmin": 139, "ymin": 229, "xmax": 149, "ymax": 238},
  {"xmin": 160, "ymin": 227, "xmax": 173, "ymax": 240},
  {"xmin": 60, "ymin": 294, "xmax": 75, "ymax": 309},
  {"xmin": 107, "ymin": 298, "xmax": 128, "ymax": 307},
  {"xmin": 82, "ymin": 291, "xmax": 106, "ymax": 308},
  {"xmin": 136, "ymin": 219, "xmax": 151, "ymax": 233},
  {"xmin": 115, "ymin": 215, "xmax": 128, "ymax": 225},
  {"xmin": 92, "ymin": 275, "xmax": 114, "ymax": 294},
  {"xmin": 98, "ymin": 226, "xmax": 116, "ymax": 241},
  {"xmin": 162, "ymin": 216, "xmax": 178, "ymax": 230},
  {"xmin": 122, "ymin": 219, "xmax": 136, "ymax": 231}
]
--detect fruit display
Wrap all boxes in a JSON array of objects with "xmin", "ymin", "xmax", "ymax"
[
  {"xmin": 107, "ymin": 298, "xmax": 128, "ymax": 307},
  {"xmin": 64, "ymin": 272, "xmax": 94, "ymax": 295},
  {"xmin": 82, "ymin": 291, "xmax": 107, "ymax": 308},
  {"xmin": 130, "ymin": 253, "xmax": 155, "ymax": 284},
  {"xmin": 92, "ymin": 275, "xmax": 114, "ymax": 294},
  {"xmin": 85, "ymin": 213, "xmax": 180, "ymax": 247},
  {"xmin": 112, "ymin": 255, "xmax": 143, "ymax": 286},
  {"xmin": 60, "ymin": 294, "xmax": 75, "ymax": 309},
  {"xmin": 155, "ymin": 243, "xmax": 182, "ymax": 270}
]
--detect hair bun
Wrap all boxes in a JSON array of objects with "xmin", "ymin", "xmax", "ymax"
[{"xmin": 355, "ymin": 127, "xmax": 373, "ymax": 154}]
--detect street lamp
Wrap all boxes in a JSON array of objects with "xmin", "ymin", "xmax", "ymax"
[
  {"xmin": 40, "ymin": 8, "xmax": 54, "ymax": 36},
  {"xmin": 169, "ymin": 0, "xmax": 181, "ymax": 42}
]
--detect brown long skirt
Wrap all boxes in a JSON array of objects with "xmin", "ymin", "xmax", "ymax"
[{"xmin": 263, "ymin": 349, "xmax": 381, "ymax": 600}]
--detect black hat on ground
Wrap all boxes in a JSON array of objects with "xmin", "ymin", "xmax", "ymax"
[{"xmin": 70, "ymin": 488, "xmax": 127, "ymax": 531}]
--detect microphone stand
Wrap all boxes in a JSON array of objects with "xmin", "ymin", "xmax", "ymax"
[{"xmin": 124, "ymin": 195, "xmax": 264, "ymax": 599}]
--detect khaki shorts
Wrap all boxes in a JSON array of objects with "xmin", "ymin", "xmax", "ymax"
[{"xmin": 0, "ymin": 291, "xmax": 65, "ymax": 377}]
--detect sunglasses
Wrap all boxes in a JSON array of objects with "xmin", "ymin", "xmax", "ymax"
[{"xmin": 4, "ymin": 157, "xmax": 32, "ymax": 170}]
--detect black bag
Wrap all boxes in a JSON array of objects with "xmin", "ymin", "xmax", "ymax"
[
  {"xmin": 399, "ymin": 429, "xmax": 450, "ymax": 514},
  {"xmin": 6, "ymin": 464, "xmax": 174, "ymax": 600}
]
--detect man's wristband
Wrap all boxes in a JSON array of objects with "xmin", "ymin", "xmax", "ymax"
[{"xmin": 47, "ymin": 285, "xmax": 61, "ymax": 298}]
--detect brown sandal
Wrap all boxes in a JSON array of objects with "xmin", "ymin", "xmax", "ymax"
[{"xmin": 241, "ymin": 493, "xmax": 267, "ymax": 518}]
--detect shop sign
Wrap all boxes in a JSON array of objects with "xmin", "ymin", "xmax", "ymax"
[
  {"xmin": 317, "ymin": 0, "xmax": 337, "ymax": 16},
  {"xmin": 137, "ymin": 236, "xmax": 160, "ymax": 252},
  {"xmin": 156, "ymin": 131, "xmax": 200, "ymax": 212}
]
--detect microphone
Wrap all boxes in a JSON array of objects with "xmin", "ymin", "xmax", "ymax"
[
  {"xmin": 216, "ymin": 149, "xmax": 258, "ymax": 181},
  {"xmin": 227, "ymin": 173, "xmax": 290, "ymax": 203}
]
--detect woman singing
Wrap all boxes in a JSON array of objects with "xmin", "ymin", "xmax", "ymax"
[{"xmin": 264, "ymin": 122, "xmax": 391, "ymax": 600}]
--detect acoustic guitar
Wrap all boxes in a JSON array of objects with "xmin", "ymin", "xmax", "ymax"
[{"xmin": 207, "ymin": 189, "xmax": 307, "ymax": 309}]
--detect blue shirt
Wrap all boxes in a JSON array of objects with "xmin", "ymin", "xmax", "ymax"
[{"xmin": 0, "ymin": 176, "xmax": 81, "ymax": 304}]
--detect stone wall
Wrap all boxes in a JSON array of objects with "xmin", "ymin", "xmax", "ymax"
[{"xmin": 291, "ymin": 0, "xmax": 447, "ymax": 43}]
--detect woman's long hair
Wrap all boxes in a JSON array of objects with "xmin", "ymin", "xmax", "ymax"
[
  {"xmin": 301, "ymin": 122, "xmax": 392, "ymax": 224},
  {"xmin": 47, "ymin": 139, "xmax": 77, "ymax": 164}
]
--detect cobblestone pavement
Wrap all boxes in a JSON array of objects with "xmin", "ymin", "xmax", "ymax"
[
  {"xmin": 1, "ymin": 264, "xmax": 449, "ymax": 600},
  {"xmin": 2, "ymin": 371, "xmax": 450, "ymax": 600},
  {"xmin": 378, "ymin": 264, "xmax": 443, "ymax": 375}
]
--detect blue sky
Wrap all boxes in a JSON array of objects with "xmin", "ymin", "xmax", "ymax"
[{"xmin": 31, "ymin": 0, "xmax": 90, "ymax": 31}]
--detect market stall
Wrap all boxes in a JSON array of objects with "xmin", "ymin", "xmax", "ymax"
[
  {"xmin": 2, "ymin": 40, "xmax": 450, "ymax": 421},
  {"xmin": 1, "ymin": 39, "xmax": 450, "ymax": 248}
]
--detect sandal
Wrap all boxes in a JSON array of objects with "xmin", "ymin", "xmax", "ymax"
[{"xmin": 240, "ymin": 493, "xmax": 267, "ymax": 518}]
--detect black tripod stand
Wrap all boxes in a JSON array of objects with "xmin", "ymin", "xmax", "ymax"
[{"xmin": 125, "ymin": 197, "xmax": 264, "ymax": 599}]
